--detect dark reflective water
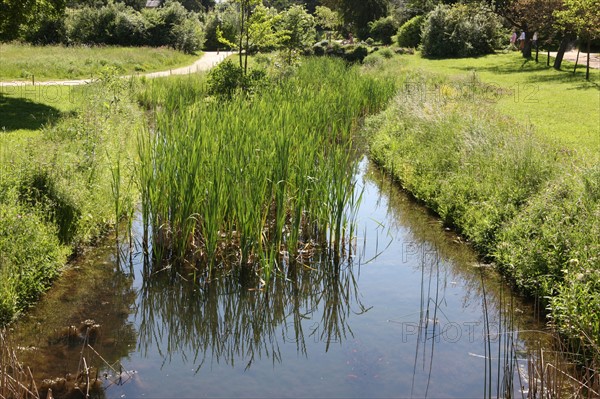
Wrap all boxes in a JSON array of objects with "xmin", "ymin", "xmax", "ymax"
[{"xmin": 10, "ymin": 159, "xmax": 552, "ymax": 398}]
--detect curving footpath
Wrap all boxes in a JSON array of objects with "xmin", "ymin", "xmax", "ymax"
[{"xmin": 0, "ymin": 51, "xmax": 234, "ymax": 87}]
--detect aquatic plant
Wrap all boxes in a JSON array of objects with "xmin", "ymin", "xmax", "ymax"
[{"xmin": 138, "ymin": 57, "xmax": 395, "ymax": 280}]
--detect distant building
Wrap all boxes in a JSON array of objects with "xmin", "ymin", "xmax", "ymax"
[{"xmin": 146, "ymin": 0, "xmax": 161, "ymax": 7}]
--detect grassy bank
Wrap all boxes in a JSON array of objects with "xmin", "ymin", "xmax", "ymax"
[
  {"xmin": 364, "ymin": 54, "xmax": 600, "ymax": 352},
  {"xmin": 402, "ymin": 52, "xmax": 599, "ymax": 155},
  {"xmin": 0, "ymin": 44, "xmax": 198, "ymax": 81},
  {"xmin": 0, "ymin": 71, "xmax": 141, "ymax": 324},
  {"xmin": 138, "ymin": 57, "xmax": 395, "ymax": 280}
]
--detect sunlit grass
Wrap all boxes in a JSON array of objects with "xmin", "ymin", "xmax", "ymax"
[
  {"xmin": 401, "ymin": 52, "xmax": 600, "ymax": 158},
  {"xmin": 0, "ymin": 43, "xmax": 199, "ymax": 81}
]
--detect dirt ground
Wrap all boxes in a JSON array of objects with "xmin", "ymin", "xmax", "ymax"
[{"xmin": 548, "ymin": 49, "xmax": 600, "ymax": 69}]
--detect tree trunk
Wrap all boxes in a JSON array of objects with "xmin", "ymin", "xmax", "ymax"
[
  {"xmin": 239, "ymin": 2, "xmax": 245, "ymax": 70},
  {"xmin": 554, "ymin": 36, "xmax": 571, "ymax": 70},
  {"xmin": 586, "ymin": 39, "xmax": 591, "ymax": 80},
  {"xmin": 547, "ymin": 49, "xmax": 550, "ymax": 66},
  {"xmin": 573, "ymin": 43, "xmax": 580, "ymax": 74},
  {"xmin": 521, "ymin": 32, "xmax": 532, "ymax": 58}
]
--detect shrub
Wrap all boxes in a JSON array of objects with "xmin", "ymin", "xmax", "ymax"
[
  {"xmin": 378, "ymin": 47, "xmax": 394, "ymax": 59},
  {"xmin": 344, "ymin": 45, "xmax": 369, "ymax": 63},
  {"xmin": 396, "ymin": 15, "xmax": 424, "ymax": 48},
  {"xmin": 207, "ymin": 60, "xmax": 268, "ymax": 97},
  {"xmin": 207, "ymin": 60, "xmax": 243, "ymax": 97},
  {"xmin": 363, "ymin": 52, "xmax": 384, "ymax": 67},
  {"xmin": 24, "ymin": 16, "xmax": 67, "ymax": 44},
  {"xmin": 66, "ymin": 1, "xmax": 204, "ymax": 52},
  {"xmin": 203, "ymin": 6, "xmax": 238, "ymax": 51},
  {"xmin": 313, "ymin": 42, "xmax": 326, "ymax": 56},
  {"xmin": 421, "ymin": 3, "xmax": 502, "ymax": 58},
  {"xmin": 368, "ymin": 16, "xmax": 398, "ymax": 45},
  {"xmin": 0, "ymin": 203, "xmax": 66, "ymax": 324}
]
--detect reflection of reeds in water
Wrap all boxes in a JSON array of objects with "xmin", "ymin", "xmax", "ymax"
[
  {"xmin": 137, "ymin": 250, "xmax": 368, "ymax": 370},
  {"xmin": 1, "ymin": 330, "xmax": 38, "ymax": 399},
  {"xmin": 480, "ymin": 271, "xmax": 600, "ymax": 399},
  {"xmin": 521, "ymin": 337, "xmax": 600, "ymax": 399},
  {"xmin": 368, "ymin": 163, "xmax": 598, "ymax": 399}
]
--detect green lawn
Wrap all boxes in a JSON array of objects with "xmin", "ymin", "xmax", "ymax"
[
  {"xmin": 402, "ymin": 52, "xmax": 600, "ymax": 159},
  {"xmin": 0, "ymin": 44, "xmax": 199, "ymax": 81},
  {"xmin": 0, "ymin": 85, "xmax": 80, "ymax": 130}
]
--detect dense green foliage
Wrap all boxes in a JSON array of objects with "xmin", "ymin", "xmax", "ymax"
[
  {"xmin": 206, "ymin": 59, "xmax": 267, "ymax": 96},
  {"xmin": 368, "ymin": 16, "xmax": 398, "ymax": 45},
  {"xmin": 0, "ymin": 0, "xmax": 66, "ymax": 42},
  {"xmin": 65, "ymin": 1, "xmax": 205, "ymax": 52},
  {"xmin": 278, "ymin": 5, "xmax": 316, "ymax": 61},
  {"xmin": 421, "ymin": 3, "xmax": 503, "ymax": 58},
  {"xmin": 138, "ymin": 58, "xmax": 395, "ymax": 280},
  {"xmin": 335, "ymin": 0, "xmax": 389, "ymax": 39},
  {"xmin": 396, "ymin": 15, "xmax": 424, "ymax": 48},
  {"xmin": 203, "ymin": 3, "xmax": 239, "ymax": 50}
]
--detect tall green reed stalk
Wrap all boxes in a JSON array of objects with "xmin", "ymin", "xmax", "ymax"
[{"xmin": 138, "ymin": 58, "xmax": 394, "ymax": 281}]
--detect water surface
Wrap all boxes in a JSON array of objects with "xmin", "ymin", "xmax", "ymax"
[{"xmin": 11, "ymin": 159, "xmax": 550, "ymax": 398}]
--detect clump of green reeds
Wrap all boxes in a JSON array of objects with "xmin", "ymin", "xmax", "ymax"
[{"xmin": 138, "ymin": 58, "xmax": 395, "ymax": 279}]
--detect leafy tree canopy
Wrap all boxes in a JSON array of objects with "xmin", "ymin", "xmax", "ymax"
[{"xmin": 0, "ymin": 0, "xmax": 66, "ymax": 41}]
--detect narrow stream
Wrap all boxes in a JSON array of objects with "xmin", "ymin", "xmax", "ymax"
[{"xmin": 10, "ymin": 159, "xmax": 555, "ymax": 398}]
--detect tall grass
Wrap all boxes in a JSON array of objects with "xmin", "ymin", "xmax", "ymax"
[
  {"xmin": 138, "ymin": 58, "xmax": 395, "ymax": 280},
  {"xmin": 0, "ymin": 43, "xmax": 198, "ymax": 81}
]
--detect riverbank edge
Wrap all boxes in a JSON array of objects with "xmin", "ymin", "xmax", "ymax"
[
  {"xmin": 0, "ymin": 74, "xmax": 143, "ymax": 325},
  {"xmin": 363, "ymin": 70, "xmax": 600, "ymax": 356}
]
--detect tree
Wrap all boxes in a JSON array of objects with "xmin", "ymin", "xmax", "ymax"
[
  {"xmin": 179, "ymin": 0, "xmax": 216, "ymax": 12},
  {"xmin": 0, "ymin": 0, "xmax": 66, "ymax": 41},
  {"xmin": 314, "ymin": 5, "xmax": 341, "ymax": 35},
  {"xmin": 555, "ymin": 0, "xmax": 600, "ymax": 79},
  {"xmin": 278, "ymin": 5, "xmax": 315, "ymax": 63},
  {"xmin": 420, "ymin": 3, "xmax": 502, "ymax": 58},
  {"xmin": 368, "ymin": 15, "xmax": 398, "ymax": 44},
  {"xmin": 503, "ymin": 0, "xmax": 566, "ymax": 64},
  {"xmin": 218, "ymin": 1, "xmax": 281, "ymax": 73},
  {"xmin": 321, "ymin": 0, "xmax": 389, "ymax": 39}
]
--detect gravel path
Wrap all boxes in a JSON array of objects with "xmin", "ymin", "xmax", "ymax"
[
  {"xmin": 549, "ymin": 50, "xmax": 600, "ymax": 69},
  {"xmin": 0, "ymin": 51, "xmax": 233, "ymax": 87}
]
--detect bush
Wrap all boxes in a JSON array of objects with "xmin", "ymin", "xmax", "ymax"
[
  {"xmin": 368, "ymin": 16, "xmax": 398, "ymax": 45},
  {"xmin": 421, "ymin": 3, "xmax": 502, "ymax": 58},
  {"xmin": 207, "ymin": 60, "xmax": 268, "ymax": 97},
  {"xmin": 313, "ymin": 42, "xmax": 326, "ymax": 56},
  {"xmin": 363, "ymin": 52, "xmax": 384, "ymax": 67},
  {"xmin": 343, "ymin": 45, "xmax": 369, "ymax": 63},
  {"xmin": 203, "ymin": 6, "xmax": 238, "ymax": 51},
  {"xmin": 378, "ymin": 47, "xmax": 394, "ymax": 59},
  {"xmin": 396, "ymin": 15, "xmax": 424, "ymax": 48},
  {"xmin": 24, "ymin": 16, "xmax": 67, "ymax": 44},
  {"xmin": 0, "ymin": 203, "xmax": 66, "ymax": 324},
  {"xmin": 66, "ymin": 1, "xmax": 204, "ymax": 52}
]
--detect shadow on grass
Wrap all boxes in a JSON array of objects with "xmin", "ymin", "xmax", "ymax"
[
  {"xmin": 451, "ymin": 57, "xmax": 600, "ymax": 89},
  {"xmin": 0, "ymin": 94, "xmax": 62, "ymax": 132}
]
